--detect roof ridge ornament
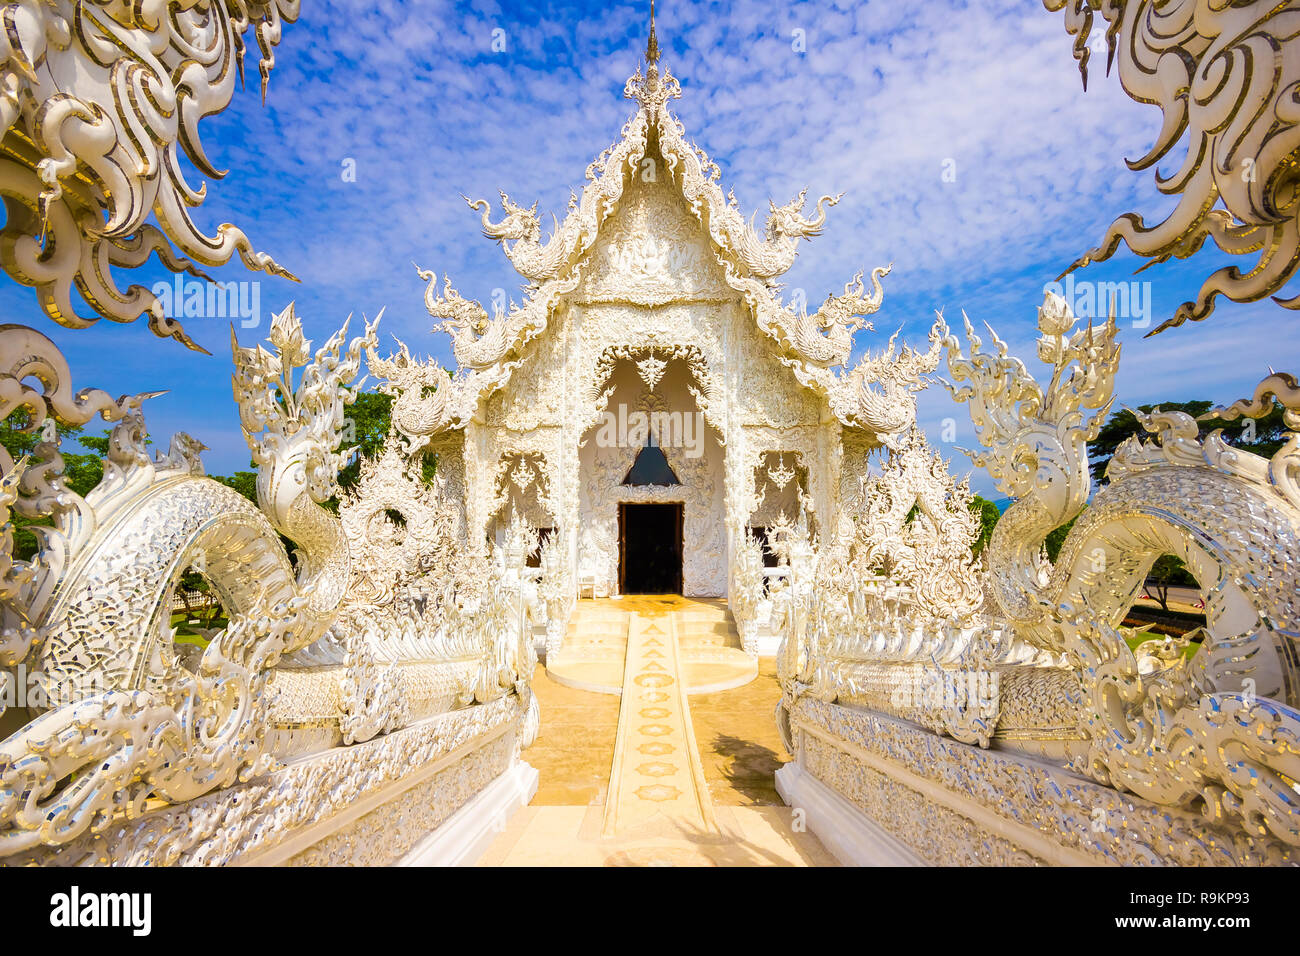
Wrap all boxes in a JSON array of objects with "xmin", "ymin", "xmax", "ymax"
[
  {"xmin": 646, "ymin": 0, "xmax": 660, "ymax": 65},
  {"xmin": 625, "ymin": 1, "xmax": 680, "ymax": 116},
  {"xmin": 624, "ymin": 63, "xmax": 681, "ymax": 116}
]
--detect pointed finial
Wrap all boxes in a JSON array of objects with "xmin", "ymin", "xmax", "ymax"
[{"xmin": 646, "ymin": 0, "xmax": 660, "ymax": 64}]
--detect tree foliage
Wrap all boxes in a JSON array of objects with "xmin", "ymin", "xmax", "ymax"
[
  {"xmin": 0, "ymin": 420, "xmax": 103, "ymax": 560},
  {"xmin": 1043, "ymin": 515, "xmax": 1075, "ymax": 562},
  {"xmin": 336, "ymin": 391, "xmax": 394, "ymax": 491},
  {"xmin": 78, "ymin": 432, "xmax": 110, "ymax": 456},
  {"xmin": 1088, "ymin": 398, "xmax": 1288, "ymax": 482},
  {"xmin": 969, "ymin": 495, "xmax": 1001, "ymax": 555},
  {"xmin": 0, "ymin": 386, "xmax": 441, "ymax": 562},
  {"xmin": 1144, "ymin": 553, "xmax": 1198, "ymax": 613}
]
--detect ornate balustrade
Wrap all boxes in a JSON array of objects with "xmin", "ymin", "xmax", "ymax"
[
  {"xmin": 0, "ymin": 307, "xmax": 542, "ymax": 865},
  {"xmin": 776, "ymin": 290, "xmax": 1300, "ymax": 865}
]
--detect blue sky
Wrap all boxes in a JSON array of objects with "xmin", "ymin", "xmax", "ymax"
[{"xmin": 20, "ymin": 0, "xmax": 1299, "ymax": 496}]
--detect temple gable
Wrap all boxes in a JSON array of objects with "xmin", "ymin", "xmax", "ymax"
[{"xmin": 573, "ymin": 158, "xmax": 733, "ymax": 306}]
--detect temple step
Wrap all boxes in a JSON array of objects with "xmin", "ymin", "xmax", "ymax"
[{"xmin": 546, "ymin": 597, "xmax": 754, "ymax": 695}]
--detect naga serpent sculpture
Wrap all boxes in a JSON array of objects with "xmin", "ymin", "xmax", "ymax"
[
  {"xmin": 0, "ymin": 303, "xmax": 378, "ymax": 852},
  {"xmin": 28, "ymin": 304, "xmax": 377, "ymax": 703},
  {"xmin": 943, "ymin": 290, "xmax": 1300, "ymax": 846},
  {"xmin": 366, "ymin": 337, "xmax": 456, "ymax": 442},
  {"xmin": 779, "ymin": 265, "xmax": 891, "ymax": 370}
]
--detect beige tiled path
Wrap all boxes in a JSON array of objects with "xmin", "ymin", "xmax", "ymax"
[
  {"xmin": 601, "ymin": 608, "xmax": 717, "ymax": 837},
  {"xmin": 478, "ymin": 597, "xmax": 836, "ymax": 866},
  {"xmin": 547, "ymin": 596, "xmax": 757, "ymax": 694}
]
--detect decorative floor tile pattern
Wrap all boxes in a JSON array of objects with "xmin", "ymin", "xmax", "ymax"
[
  {"xmin": 546, "ymin": 595, "xmax": 756, "ymax": 694},
  {"xmin": 479, "ymin": 599, "xmax": 836, "ymax": 866},
  {"xmin": 601, "ymin": 608, "xmax": 717, "ymax": 837}
]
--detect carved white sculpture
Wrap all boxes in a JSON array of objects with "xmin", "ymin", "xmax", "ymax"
[
  {"xmin": 1045, "ymin": 0, "xmax": 1300, "ymax": 332},
  {"xmin": 371, "ymin": 37, "xmax": 943, "ymax": 632},
  {"xmin": 779, "ymin": 290, "xmax": 1300, "ymax": 852},
  {"xmin": 9, "ymin": 3, "xmax": 1292, "ymax": 870},
  {"xmin": 0, "ymin": 0, "xmax": 552, "ymax": 868},
  {"xmin": 0, "ymin": 305, "xmax": 541, "ymax": 858},
  {"xmin": 943, "ymin": 291, "xmax": 1300, "ymax": 845},
  {"xmin": 843, "ymin": 424, "xmax": 983, "ymax": 623},
  {"xmin": 0, "ymin": 0, "xmax": 300, "ymax": 350},
  {"xmin": 769, "ymin": 5, "xmax": 1300, "ymax": 867},
  {"xmin": 0, "ymin": 598, "xmax": 308, "ymax": 855}
]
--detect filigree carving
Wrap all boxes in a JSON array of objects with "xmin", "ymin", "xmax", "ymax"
[
  {"xmin": 338, "ymin": 628, "xmax": 410, "ymax": 745},
  {"xmin": 4, "ymin": 695, "xmax": 523, "ymax": 866},
  {"xmin": 0, "ymin": 0, "xmax": 300, "ymax": 350},
  {"xmin": 366, "ymin": 338, "xmax": 457, "ymax": 443},
  {"xmin": 0, "ymin": 597, "xmax": 307, "ymax": 856},
  {"xmin": 766, "ymin": 265, "xmax": 890, "ymax": 369},
  {"xmin": 835, "ymin": 316, "xmax": 945, "ymax": 434},
  {"xmin": 1045, "ymin": 0, "xmax": 1300, "ymax": 332},
  {"xmin": 944, "ymin": 289, "xmax": 1300, "ymax": 847},
  {"xmin": 844, "ymin": 425, "xmax": 983, "ymax": 622},
  {"xmin": 788, "ymin": 696, "xmax": 1295, "ymax": 866},
  {"xmin": 730, "ymin": 530, "xmax": 765, "ymax": 656},
  {"xmin": 231, "ymin": 303, "xmax": 379, "ymax": 652},
  {"xmin": 767, "ymin": 454, "xmax": 796, "ymax": 491},
  {"xmin": 635, "ymin": 351, "xmax": 668, "ymax": 391},
  {"xmin": 0, "ymin": 461, "xmax": 33, "ymax": 713},
  {"xmin": 0, "ymin": 6, "xmax": 550, "ymax": 868},
  {"xmin": 538, "ymin": 525, "xmax": 574, "ymax": 660},
  {"xmin": 417, "ymin": 265, "xmax": 525, "ymax": 372}
]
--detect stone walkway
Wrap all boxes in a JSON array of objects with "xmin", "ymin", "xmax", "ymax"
[
  {"xmin": 546, "ymin": 595, "xmax": 757, "ymax": 694},
  {"xmin": 477, "ymin": 598, "xmax": 835, "ymax": 866},
  {"xmin": 601, "ymin": 608, "xmax": 716, "ymax": 837}
]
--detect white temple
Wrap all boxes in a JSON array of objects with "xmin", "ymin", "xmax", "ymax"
[
  {"xmin": 0, "ymin": 2, "xmax": 1296, "ymax": 872},
  {"xmin": 394, "ymin": 27, "xmax": 940, "ymax": 616}
]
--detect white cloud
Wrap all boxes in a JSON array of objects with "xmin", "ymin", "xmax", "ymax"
[{"xmin": 14, "ymin": 0, "xmax": 1296, "ymax": 491}]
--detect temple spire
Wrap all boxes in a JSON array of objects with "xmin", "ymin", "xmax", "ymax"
[
  {"xmin": 646, "ymin": 0, "xmax": 660, "ymax": 65},
  {"xmin": 626, "ymin": 0, "xmax": 679, "ymax": 115}
]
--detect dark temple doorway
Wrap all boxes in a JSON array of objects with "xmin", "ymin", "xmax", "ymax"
[{"xmin": 619, "ymin": 502, "xmax": 684, "ymax": 594}]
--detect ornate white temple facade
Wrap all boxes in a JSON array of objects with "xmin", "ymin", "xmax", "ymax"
[
  {"xmin": 0, "ymin": 2, "xmax": 1296, "ymax": 871},
  {"xmin": 380, "ymin": 42, "xmax": 942, "ymax": 613}
]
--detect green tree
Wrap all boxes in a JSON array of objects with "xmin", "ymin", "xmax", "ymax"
[
  {"xmin": 60, "ymin": 451, "xmax": 104, "ymax": 499},
  {"xmin": 1088, "ymin": 401, "xmax": 1211, "ymax": 482},
  {"xmin": 77, "ymin": 432, "xmax": 110, "ymax": 456},
  {"xmin": 1089, "ymin": 398, "xmax": 1288, "ymax": 482},
  {"xmin": 969, "ymin": 495, "xmax": 1001, "ymax": 555},
  {"xmin": 1144, "ymin": 554, "xmax": 1197, "ymax": 613},
  {"xmin": 0, "ymin": 410, "xmax": 81, "ymax": 458},
  {"xmin": 329, "ymin": 389, "xmax": 438, "ymax": 493},
  {"xmin": 0, "ymin": 417, "xmax": 95, "ymax": 560},
  {"xmin": 336, "ymin": 391, "xmax": 394, "ymax": 491},
  {"xmin": 1044, "ymin": 515, "xmax": 1077, "ymax": 563}
]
